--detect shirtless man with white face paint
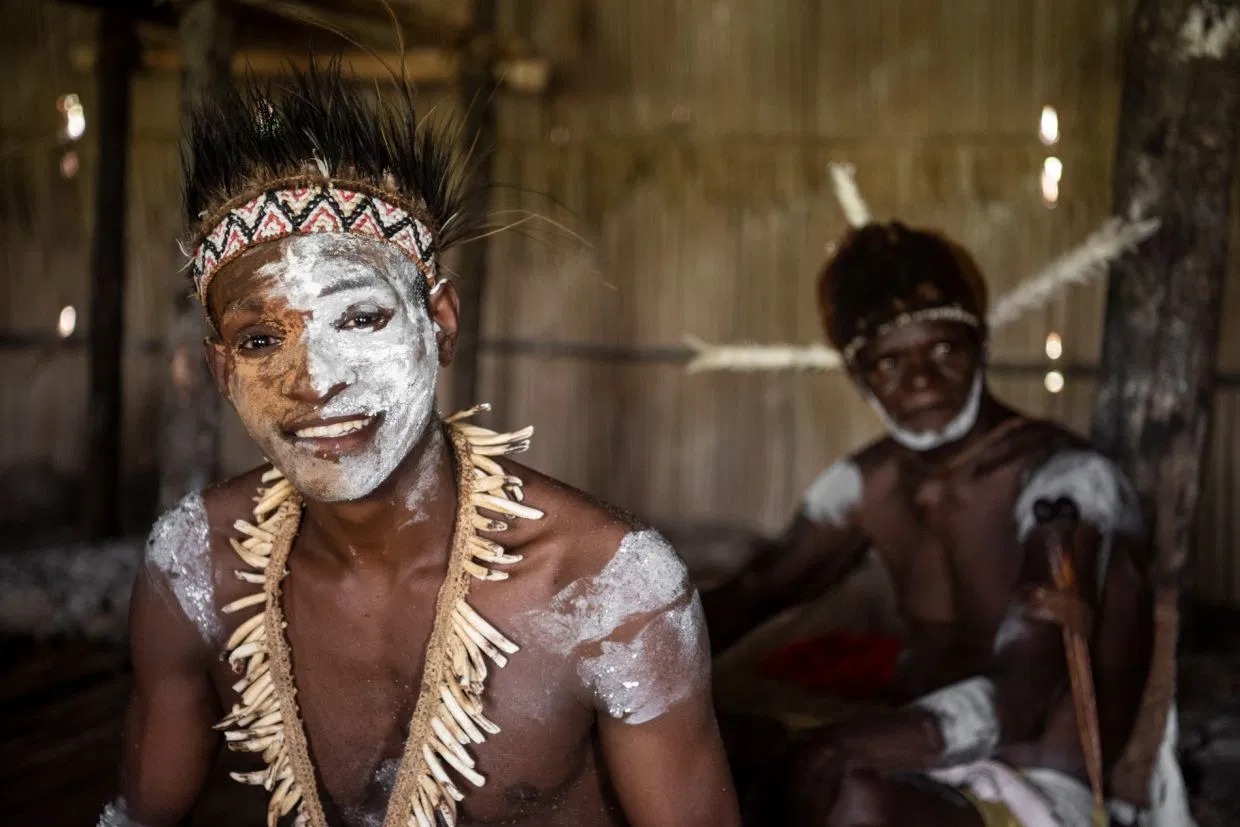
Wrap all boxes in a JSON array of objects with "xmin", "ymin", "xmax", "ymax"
[
  {"xmin": 702, "ymin": 224, "xmax": 1189, "ymax": 825},
  {"xmin": 104, "ymin": 66, "xmax": 737, "ymax": 827}
]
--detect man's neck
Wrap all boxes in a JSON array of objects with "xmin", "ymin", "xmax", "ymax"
[
  {"xmin": 297, "ymin": 422, "xmax": 458, "ymax": 571},
  {"xmin": 911, "ymin": 393, "xmax": 1020, "ymax": 469}
]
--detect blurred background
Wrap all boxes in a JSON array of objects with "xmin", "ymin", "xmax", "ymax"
[{"xmin": 1, "ymin": 0, "xmax": 1238, "ymax": 824}]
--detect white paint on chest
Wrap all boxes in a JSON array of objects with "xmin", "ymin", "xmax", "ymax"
[
  {"xmin": 145, "ymin": 491, "xmax": 220, "ymax": 646},
  {"xmin": 235, "ymin": 234, "xmax": 439, "ymax": 502},
  {"xmin": 401, "ymin": 436, "xmax": 442, "ymax": 523},
  {"xmin": 524, "ymin": 529, "xmax": 692, "ymax": 652},
  {"xmin": 577, "ymin": 593, "xmax": 709, "ymax": 725},
  {"xmin": 803, "ymin": 459, "xmax": 864, "ymax": 527}
]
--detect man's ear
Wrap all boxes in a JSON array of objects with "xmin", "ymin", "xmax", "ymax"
[
  {"xmin": 203, "ymin": 337, "xmax": 232, "ymax": 399},
  {"xmin": 428, "ymin": 281, "xmax": 461, "ymax": 367}
]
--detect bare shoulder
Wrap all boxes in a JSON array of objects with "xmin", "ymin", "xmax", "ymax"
[
  {"xmin": 139, "ymin": 470, "xmax": 265, "ymax": 650},
  {"xmin": 141, "ymin": 465, "xmax": 273, "ymax": 648},
  {"xmin": 495, "ymin": 459, "xmax": 685, "ymax": 591},
  {"xmin": 800, "ymin": 438, "xmax": 898, "ymax": 526},
  {"xmin": 1012, "ymin": 443, "xmax": 1142, "ymax": 541},
  {"xmin": 974, "ymin": 418, "xmax": 1089, "ymax": 476}
]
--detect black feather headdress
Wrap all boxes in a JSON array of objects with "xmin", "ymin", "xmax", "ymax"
[{"xmin": 184, "ymin": 59, "xmax": 478, "ymax": 262}]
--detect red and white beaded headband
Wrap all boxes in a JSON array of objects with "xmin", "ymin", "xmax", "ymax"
[{"xmin": 190, "ymin": 184, "xmax": 438, "ymax": 304}]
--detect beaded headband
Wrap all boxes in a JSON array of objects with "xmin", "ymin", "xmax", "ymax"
[
  {"xmin": 841, "ymin": 305, "xmax": 981, "ymax": 363},
  {"xmin": 190, "ymin": 184, "xmax": 437, "ymax": 304}
]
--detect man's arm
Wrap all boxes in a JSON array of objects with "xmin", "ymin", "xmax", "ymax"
[
  {"xmin": 111, "ymin": 558, "xmax": 220, "ymax": 824},
  {"xmin": 812, "ymin": 452, "xmax": 1152, "ymax": 774},
  {"xmin": 702, "ymin": 458, "xmax": 870, "ymax": 654},
  {"xmin": 589, "ymin": 590, "xmax": 741, "ymax": 827}
]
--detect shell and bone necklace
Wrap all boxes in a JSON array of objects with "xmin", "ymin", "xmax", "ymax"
[{"xmin": 216, "ymin": 407, "xmax": 542, "ymax": 827}]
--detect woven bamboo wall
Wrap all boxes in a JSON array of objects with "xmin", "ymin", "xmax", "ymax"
[{"xmin": 2, "ymin": 0, "xmax": 1239, "ymax": 599}]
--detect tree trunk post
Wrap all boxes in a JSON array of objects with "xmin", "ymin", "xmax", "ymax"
[{"xmin": 1091, "ymin": 0, "xmax": 1240, "ymax": 803}]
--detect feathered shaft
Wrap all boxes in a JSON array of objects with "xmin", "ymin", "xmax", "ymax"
[
  {"xmin": 684, "ymin": 337, "xmax": 843, "ymax": 373},
  {"xmin": 686, "ymin": 216, "xmax": 1161, "ymax": 374},
  {"xmin": 986, "ymin": 216, "xmax": 1160, "ymax": 328},
  {"xmin": 183, "ymin": 58, "xmax": 481, "ymax": 253},
  {"xmin": 828, "ymin": 162, "xmax": 872, "ymax": 227}
]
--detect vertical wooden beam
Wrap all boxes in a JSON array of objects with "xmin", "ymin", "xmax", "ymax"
[
  {"xmin": 1091, "ymin": 0, "xmax": 1240, "ymax": 804},
  {"xmin": 158, "ymin": 0, "xmax": 232, "ymax": 509},
  {"xmin": 450, "ymin": 0, "xmax": 498, "ymax": 412},
  {"xmin": 83, "ymin": 10, "xmax": 136, "ymax": 540}
]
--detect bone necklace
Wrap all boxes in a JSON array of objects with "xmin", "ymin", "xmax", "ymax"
[{"xmin": 216, "ymin": 407, "xmax": 542, "ymax": 827}]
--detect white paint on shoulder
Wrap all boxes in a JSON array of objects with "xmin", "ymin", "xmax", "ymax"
[
  {"xmin": 145, "ymin": 490, "xmax": 220, "ymax": 646},
  {"xmin": 802, "ymin": 458, "xmax": 864, "ymax": 527},
  {"xmin": 1014, "ymin": 450, "xmax": 1143, "ymax": 542},
  {"xmin": 911, "ymin": 676, "xmax": 1000, "ymax": 764},
  {"xmin": 523, "ymin": 529, "xmax": 692, "ymax": 654},
  {"xmin": 578, "ymin": 593, "xmax": 709, "ymax": 725}
]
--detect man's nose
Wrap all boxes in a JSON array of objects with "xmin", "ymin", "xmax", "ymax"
[
  {"xmin": 904, "ymin": 357, "xmax": 933, "ymax": 391},
  {"xmin": 280, "ymin": 347, "xmax": 351, "ymax": 405}
]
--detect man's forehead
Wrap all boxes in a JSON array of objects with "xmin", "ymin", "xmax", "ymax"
[
  {"xmin": 871, "ymin": 319, "xmax": 977, "ymax": 353},
  {"xmin": 209, "ymin": 234, "xmax": 403, "ymax": 312}
]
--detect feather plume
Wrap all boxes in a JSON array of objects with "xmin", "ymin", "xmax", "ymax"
[{"xmin": 183, "ymin": 57, "xmax": 482, "ymax": 254}]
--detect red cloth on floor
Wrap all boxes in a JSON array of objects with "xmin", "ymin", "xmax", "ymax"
[{"xmin": 758, "ymin": 632, "xmax": 903, "ymax": 701}]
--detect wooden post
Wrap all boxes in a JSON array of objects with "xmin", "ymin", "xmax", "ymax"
[
  {"xmin": 1091, "ymin": 0, "xmax": 1240, "ymax": 804},
  {"xmin": 450, "ymin": 0, "xmax": 498, "ymax": 413},
  {"xmin": 157, "ymin": 0, "xmax": 232, "ymax": 510},
  {"xmin": 83, "ymin": 11, "xmax": 136, "ymax": 540}
]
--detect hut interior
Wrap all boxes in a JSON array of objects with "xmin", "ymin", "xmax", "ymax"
[{"xmin": 1, "ymin": 0, "xmax": 1238, "ymax": 824}]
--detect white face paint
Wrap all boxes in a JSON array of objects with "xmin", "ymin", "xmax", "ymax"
[
  {"xmin": 869, "ymin": 370, "xmax": 984, "ymax": 451},
  {"xmin": 803, "ymin": 459, "xmax": 864, "ymax": 527},
  {"xmin": 224, "ymin": 234, "xmax": 439, "ymax": 502}
]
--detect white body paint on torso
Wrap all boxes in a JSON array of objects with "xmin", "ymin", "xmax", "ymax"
[
  {"xmin": 870, "ymin": 370, "xmax": 984, "ymax": 451},
  {"xmin": 238, "ymin": 234, "xmax": 439, "ymax": 502},
  {"xmin": 145, "ymin": 491, "xmax": 219, "ymax": 646},
  {"xmin": 522, "ymin": 530, "xmax": 708, "ymax": 724},
  {"xmin": 802, "ymin": 459, "xmax": 864, "ymax": 527}
]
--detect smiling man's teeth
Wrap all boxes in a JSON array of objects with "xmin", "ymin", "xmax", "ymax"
[{"xmin": 294, "ymin": 417, "xmax": 371, "ymax": 438}]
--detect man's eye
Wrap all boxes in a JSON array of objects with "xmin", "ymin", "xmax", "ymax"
[
  {"xmin": 338, "ymin": 309, "xmax": 390, "ymax": 331},
  {"xmin": 239, "ymin": 333, "xmax": 279, "ymax": 351},
  {"xmin": 931, "ymin": 341, "xmax": 954, "ymax": 358},
  {"xmin": 876, "ymin": 356, "xmax": 898, "ymax": 372}
]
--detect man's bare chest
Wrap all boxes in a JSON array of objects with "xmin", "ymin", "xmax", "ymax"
[
  {"xmin": 862, "ymin": 468, "xmax": 1029, "ymax": 613},
  {"xmin": 207, "ymin": 570, "xmax": 596, "ymax": 825}
]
